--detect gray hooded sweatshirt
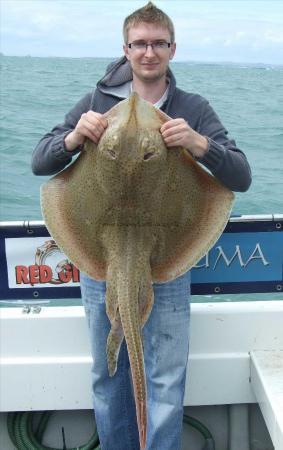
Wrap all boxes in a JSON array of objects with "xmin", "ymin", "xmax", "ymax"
[{"xmin": 32, "ymin": 56, "xmax": 251, "ymax": 192}]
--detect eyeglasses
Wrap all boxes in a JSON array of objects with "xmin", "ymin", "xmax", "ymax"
[{"xmin": 128, "ymin": 40, "xmax": 171, "ymax": 52}]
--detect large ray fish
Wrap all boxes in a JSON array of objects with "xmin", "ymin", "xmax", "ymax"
[{"xmin": 41, "ymin": 93, "xmax": 234, "ymax": 449}]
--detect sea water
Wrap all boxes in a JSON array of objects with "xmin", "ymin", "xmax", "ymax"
[{"xmin": 0, "ymin": 56, "xmax": 282, "ymax": 303}]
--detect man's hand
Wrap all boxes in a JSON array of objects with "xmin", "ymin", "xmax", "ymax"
[
  {"xmin": 160, "ymin": 119, "xmax": 209, "ymax": 158},
  {"xmin": 64, "ymin": 111, "xmax": 108, "ymax": 152}
]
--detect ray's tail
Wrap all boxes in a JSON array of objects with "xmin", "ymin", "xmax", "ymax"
[
  {"xmin": 103, "ymin": 225, "xmax": 155, "ymax": 450},
  {"xmin": 117, "ymin": 271, "xmax": 148, "ymax": 450}
]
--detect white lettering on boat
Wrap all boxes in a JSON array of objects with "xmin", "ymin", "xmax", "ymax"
[{"xmin": 195, "ymin": 243, "xmax": 269, "ymax": 269}]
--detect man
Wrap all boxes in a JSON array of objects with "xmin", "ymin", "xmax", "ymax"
[{"xmin": 32, "ymin": 2, "xmax": 251, "ymax": 449}]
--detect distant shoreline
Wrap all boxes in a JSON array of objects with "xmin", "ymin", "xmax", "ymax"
[{"xmin": 1, "ymin": 54, "xmax": 282, "ymax": 67}]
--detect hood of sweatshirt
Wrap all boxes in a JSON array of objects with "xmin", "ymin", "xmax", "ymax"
[{"xmin": 96, "ymin": 56, "xmax": 177, "ymax": 112}]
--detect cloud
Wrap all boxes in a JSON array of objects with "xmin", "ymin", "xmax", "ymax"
[
  {"xmin": 264, "ymin": 29, "xmax": 283, "ymax": 44},
  {"xmin": 1, "ymin": 0, "xmax": 283, "ymax": 63},
  {"xmin": 1, "ymin": 0, "xmax": 129, "ymax": 56}
]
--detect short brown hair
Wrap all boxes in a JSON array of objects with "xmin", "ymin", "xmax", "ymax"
[{"xmin": 123, "ymin": 1, "xmax": 175, "ymax": 43}]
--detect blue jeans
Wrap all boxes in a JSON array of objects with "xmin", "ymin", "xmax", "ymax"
[{"xmin": 80, "ymin": 271, "xmax": 191, "ymax": 450}]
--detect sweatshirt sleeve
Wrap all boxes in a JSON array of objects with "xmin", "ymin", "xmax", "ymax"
[
  {"xmin": 196, "ymin": 100, "xmax": 252, "ymax": 192},
  {"xmin": 31, "ymin": 92, "xmax": 92, "ymax": 176}
]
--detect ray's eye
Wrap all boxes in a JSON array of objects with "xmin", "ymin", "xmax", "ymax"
[
  {"xmin": 107, "ymin": 149, "xmax": 117, "ymax": 159},
  {"xmin": 103, "ymin": 134, "xmax": 119, "ymax": 160},
  {"xmin": 143, "ymin": 152, "xmax": 155, "ymax": 161},
  {"xmin": 141, "ymin": 136, "xmax": 157, "ymax": 161}
]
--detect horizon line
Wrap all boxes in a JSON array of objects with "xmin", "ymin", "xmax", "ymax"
[{"xmin": 1, "ymin": 53, "xmax": 282, "ymax": 67}]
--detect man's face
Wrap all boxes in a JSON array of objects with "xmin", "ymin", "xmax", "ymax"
[{"xmin": 124, "ymin": 22, "xmax": 176, "ymax": 83}]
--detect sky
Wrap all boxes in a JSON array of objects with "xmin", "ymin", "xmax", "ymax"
[{"xmin": 1, "ymin": 0, "xmax": 283, "ymax": 64}]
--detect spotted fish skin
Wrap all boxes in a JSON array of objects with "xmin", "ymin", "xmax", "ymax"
[
  {"xmin": 102, "ymin": 225, "xmax": 155, "ymax": 450},
  {"xmin": 41, "ymin": 93, "xmax": 234, "ymax": 450}
]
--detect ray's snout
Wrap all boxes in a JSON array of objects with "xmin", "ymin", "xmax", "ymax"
[{"xmin": 97, "ymin": 121, "xmax": 166, "ymax": 170}]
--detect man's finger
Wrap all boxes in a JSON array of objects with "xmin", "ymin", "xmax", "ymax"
[
  {"xmin": 95, "ymin": 116, "xmax": 108, "ymax": 129},
  {"xmin": 163, "ymin": 132, "xmax": 184, "ymax": 144},
  {"xmin": 79, "ymin": 122, "xmax": 103, "ymax": 143},
  {"xmin": 160, "ymin": 119, "xmax": 184, "ymax": 133},
  {"xmin": 100, "ymin": 116, "xmax": 108, "ymax": 128},
  {"xmin": 88, "ymin": 111, "xmax": 108, "ymax": 129},
  {"xmin": 161, "ymin": 123, "xmax": 188, "ymax": 139},
  {"xmin": 82, "ymin": 129, "xmax": 100, "ymax": 144},
  {"xmin": 80, "ymin": 115, "xmax": 108, "ymax": 139},
  {"xmin": 87, "ymin": 121, "xmax": 105, "ymax": 136},
  {"xmin": 84, "ymin": 111, "xmax": 108, "ymax": 130}
]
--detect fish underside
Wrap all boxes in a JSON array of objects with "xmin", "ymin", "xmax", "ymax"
[{"xmin": 41, "ymin": 93, "xmax": 234, "ymax": 449}]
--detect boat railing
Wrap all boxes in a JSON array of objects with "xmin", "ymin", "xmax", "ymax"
[{"xmin": 0, "ymin": 214, "xmax": 282, "ymax": 301}]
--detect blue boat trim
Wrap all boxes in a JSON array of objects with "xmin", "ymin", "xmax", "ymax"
[
  {"xmin": 192, "ymin": 281, "xmax": 283, "ymax": 295},
  {"xmin": 0, "ymin": 215, "xmax": 282, "ymax": 301}
]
